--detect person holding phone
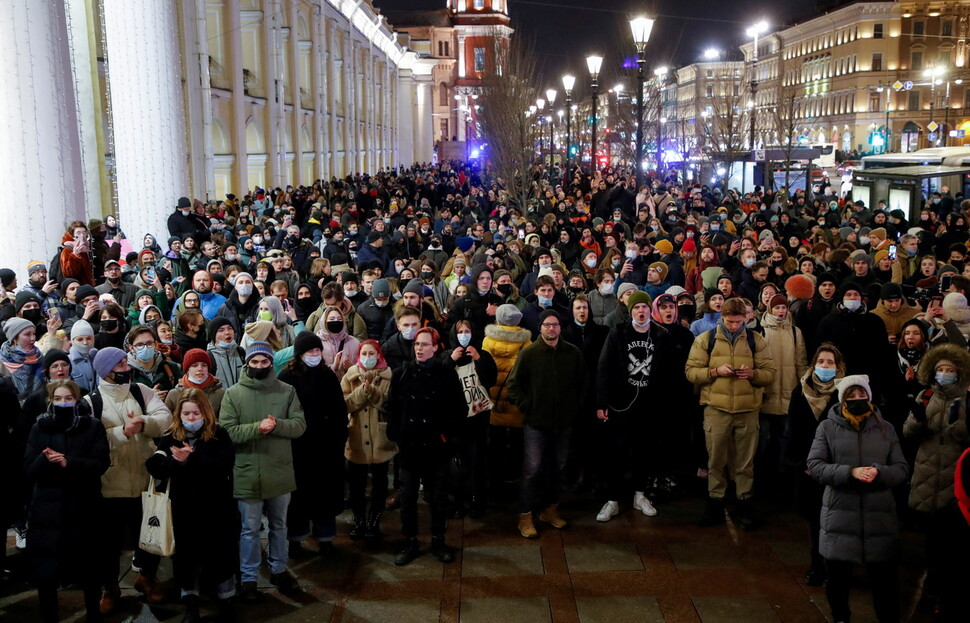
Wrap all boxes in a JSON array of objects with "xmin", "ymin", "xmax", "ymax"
[{"xmin": 59, "ymin": 221, "xmax": 95, "ymax": 286}]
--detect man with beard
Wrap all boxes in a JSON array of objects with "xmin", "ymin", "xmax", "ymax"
[
  {"xmin": 21, "ymin": 262, "xmax": 61, "ymax": 312},
  {"xmin": 191, "ymin": 270, "xmax": 227, "ymax": 319},
  {"xmin": 96, "ymin": 260, "xmax": 138, "ymax": 310}
]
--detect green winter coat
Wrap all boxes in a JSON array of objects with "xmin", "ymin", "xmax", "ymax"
[{"xmin": 219, "ymin": 369, "xmax": 306, "ymax": 500}]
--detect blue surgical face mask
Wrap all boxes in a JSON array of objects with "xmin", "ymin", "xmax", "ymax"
[
  {"xmin": 217, "ymin": 340, "xmax": 235, "ymax": 349},
  {"xmin": 744, "ymin": 257, "xmax": 756, "ymax": 268},
  {"xmin": 936, "ymin": 371, "xmax": 958, "ymax": 386},
  {"xmin": 538, "ymin": 296, "xmax": 553, "ymax": 307},
  {"xmin": 906, "ymin": 247, "xmax": 917, "ymax": 255},
  {"xmin": 457, "ymin": 333, "xmax": 472, "ymax": 347},
  {"xmin": 360, "ymin": 355, "xmax": 377, "ymax": 370},
  {"xmin": 181, "ymin": 418, "xmax": 204, "ymax": 433},
  {"xmin": 401, "ymin": 326, "xmax": 418, "ymax": 341},
  {"xmin": 814, "ymin": 366, "xmax": 837, "ymax": 382},
  {"xmin": 58, "ymin": 401, "xmax": 77, "ymax": 409},
  {"xmin": 135, "ymin": 344, "xmax": 155, "ymax": 362},
  {"xmin": 843, "ymin": 299, "xmax": 862, "ymax": 311}
]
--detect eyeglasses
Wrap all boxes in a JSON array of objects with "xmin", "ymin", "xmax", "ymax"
[{"xmin": 540, "ymin": 323, "xmax": 560, "ymax": 328}]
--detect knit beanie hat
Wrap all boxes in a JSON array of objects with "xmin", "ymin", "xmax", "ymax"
[
  {"xmin": 817, "ymin": 271, "xmax": 839, "ymax": 287},
  {"xmin": 849, "ymin": 249, "xmax": 871, "ymax": 267},
  {"xmin": 15, "ymin": 291, "xmax": 40, "ymax": 313},
  {"xmin": 182, "ymin": 348, "xmax": 212, "ymax": 372},
  {"xmin": 3, "ymin": 317, "xmax": 33, "ymax": 342},
  {"xmin": 649, "ymin": 262, "xmax": 669, "ymax": 282},
  {"xmin": 627, "ymin": 290, "xmax": 652, "ymax": 312},
  {"xmin": 616, "ymin": 282, "xmax": 638, "ymax": 299},
  {"xmin": 27, "ymin": 260, "xmax": 46, "ymax": 277},
  {"xmin": 538, "ymin": 309, "xmax": 561, "ymax": 326},
  {"xmin": 784, "ymin": 274, "xmax": 815, "ymax": 300},
  {"xmin": 654, "ymin": 239, "xmax": 674, "ymax": 255},
  {"xmin": 245, "ymin": 340, "xmax": 274, "ymax": 363},
  {"xmin": 293, "ymin": 331, "xmax": 323, "ymax": 359},
  {"xmin": 496, "ymin": 303, "xmax": 523, "ymax": 327},
  {"xmin": 768, "ymin": 294, "xmax": 788, "ymax": 310},
  {"xmin": 0, "ymin": 268, "xmax": 16, "ymax": 288},
  {"xmin": 403, "ymin": 278, "xmax": 425, "ymax": 296},
  {"xmin": 372, "ymin": 278, "xmax": 391, "ymax": 299},
  {"xmin": 681, "ymin": 237, "xmax": 697, "ymax": 254},
  {"xmin": 704, "ymin": 287, "xmax": 723, "ymax": 303},
  {"xmin": 836, "ymin": 374, "xmax": 872, "ymax": 403},
  {"xmin": 456, "ymin": 236, "xmax": 475, "ymax": 253},
  {"xmin": 70, "ymin": 319, "xmax": 95, "ymax": 339},
  {"xmin": 207, "ymin": 316, "xmax": 233, "ymax": 343},
  {"xmin": 880, "ymin": 282, "xmax": 904, "ymax": 301},
  {"xmin": 43, "ymin": 349, "xmax": 70, "ymax": 376},
  {"xmin": 93, "ymin": 347, "xmax": 127, "ymax": 379},
  {"xmin": 75, "ymin": 285, "xmax": 98, "ymax": 303}
]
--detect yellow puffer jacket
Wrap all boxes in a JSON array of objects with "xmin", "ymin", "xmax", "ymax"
[
  {"xmin": 759, "ymin": 312, "xmax": 808, "ymax": 415},
  {"xmin": 482, "ymin": 324, "xmax": 532, "ymax": 427},
  {"xmin": 685, "ymin": 324, "xmax": 776, "ymax": 414}
]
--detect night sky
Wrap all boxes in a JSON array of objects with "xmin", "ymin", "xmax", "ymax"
[{"xmin": 375, "ymin": 0, "xmax": 820, "ymax": 90}]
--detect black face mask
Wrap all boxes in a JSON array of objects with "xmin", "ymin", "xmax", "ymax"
[
  {"xmin": 845, "ymin": 399, "xmax": 870, "ymax": 416},
  {"xmin": 111, "ymin": 370, "xmax": 132, "ymax": 384},
  {"xmin": 21, "ymin": 308, "xmax": 42, "ymax": 323},
  {"xmin": 246, "ymin": 366, "xmax": 271, "ymax": 380},
  {"xmin": 326, "ymin": 320, "xmax": 344, "ymax": 334},
  {"xmin": 678, "ymin": 304, "xmax": 696, "ymax": 322},
  {"xmin": 101, "ymin": 319, "xmax": 119, "ymax": 332},
  {"xmin": 496, "ymin": 283, "xmax": 513, "ymax": 296},
  {"xmin": 421, "ymin": 271, "xmax": 434, "ymax": 282}
]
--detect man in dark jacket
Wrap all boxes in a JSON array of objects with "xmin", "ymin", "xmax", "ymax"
[
  {"xmin": 357, "ymin": 278, "xmax": 394, "ymax": 340},
  {"xmin": 508, "ymin": 310, "xmax": 586, "ymax": 539},
  {"xmin": 795, "ymin": 271, "xmax": 839, "ymax": 349},
  {"xmin": 355, "ymin": 231, "xmax": 389, "ymax": 275},
  {"xmin": 167, "ymin": 197, "xmax": 210, "ymax": 242},
  {"xmin": 386, "ymin": 328, "xmax": 466, "ymax": 566}
]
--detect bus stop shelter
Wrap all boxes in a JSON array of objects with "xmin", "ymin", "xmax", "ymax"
[{"xmin": 851, "ymin": 165, "xmax": 970, "ymax": 221}]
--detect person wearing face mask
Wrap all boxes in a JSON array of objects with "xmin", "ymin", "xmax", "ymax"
[
  {"xmin": 814, "ymin": 283, "xmax": 902, "ymax": 416},
  {"xmin": 126, "ymin": 325, "xmax": 183, "ymax": 403},
  {"xmin": 206, "ymin": 317, "xmax": 245, "ymax": 388},
  {"xmin": 1, "ymin": 317, "xmax": 45, "ymax": 400},
  {"xmin": 165, "ymin": 348, "xmax": 225, "ymax": 416},
  {"xmin": 219, "ymin": 341, "xmax": 306, "ymax": 601},
  {"xmin": 24, "ymin": 380, "xmax": 109, "ymax": 623},
  {"xmin": 904, "ymin": 344, "xmax": 970, "ymax": 610},
  {"xmin": 358, "ymin": 278, "xmax": 395, "ymax": 340},
  {"xmin": 342, "ymin": 340, "xmax": 396, "ymax": 539},
  {"xmin": 808, "ymin": 375, "xmax": 908, "ymax": 623},
  {"xmin": 314, "ymin": 305, "xmax": 360, "ymax": 379},
  {"xmin": 96, "ymin": 259, "xmax": 137, "ymax": 310},
  {"xmin": 756, "ymin": 295, "xmax": 808, "ymax": 494},
  {"xmin": 86, "ymin": 347, "xmax": 173, "ymax": 613},
  {"xmin": 214, "ymin": 272, "xmax": 261, "ymax": 337},
  {"xmin": 13, "ymin": 291, "xmax": 49, "ymax": 341},
  {"xmin": 443, "ymin": 320, "xmax": 498, "ymax": 519},
  {"xmin": 67, "ymin": 319, "xmax": 98, "ymax": 391},
  {"xmin": 786, "ymin": 344, "xmax": 846, "ymax": 587},
  {"xmin": 168, "ymin": 196, "xmax": 210, "ymax": 243},
  {"xmin": 587, "ymin": 269, "xmax": 618, "ymax": 325},
  {"xmin": 146, "ymin": 389, "xmax": 237, "ymax": 622},
  {"xmin": 278, "ymin": 332, "xmax": 348, "ymax": 558}
]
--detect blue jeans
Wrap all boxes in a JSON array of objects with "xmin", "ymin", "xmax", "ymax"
[
  {"xmin": 518, "ymin": 425, "xmax": 571, "ymax": 514},
  {"xmin": 238, "ymin": 494, "xmax": 290, "ymax": 583}
]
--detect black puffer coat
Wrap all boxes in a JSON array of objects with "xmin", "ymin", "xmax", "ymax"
[
  {"xmin": 807, "ymin": 405, "xmax": 909, "ymax": 563},
  {"xmin": 24, "ymin": 405, "xmax": 110, "ymax": 583}
]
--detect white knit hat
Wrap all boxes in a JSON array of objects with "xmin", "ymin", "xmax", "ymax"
[
  {"xmin": 71, "ymin": 319, "xmax": 94, "ymax": 339},
  {"xmin": 836, "ymin": 374, "xmax": 871, "ymax": 403}
]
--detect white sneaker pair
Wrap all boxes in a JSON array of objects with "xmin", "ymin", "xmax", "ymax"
[{"xmin": 633, "ymin": 491, "xmax": 658, "ymax": 517}]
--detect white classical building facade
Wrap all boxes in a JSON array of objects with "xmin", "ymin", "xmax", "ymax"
[{"xmin": 0, "ymin": 0, "xmax": 436, "ymax": 277}]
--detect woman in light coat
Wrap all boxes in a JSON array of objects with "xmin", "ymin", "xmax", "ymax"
[
  {"xmin": 342, "ymin": 339, "xmax": 395, "ymax": 539},
  {"xmin": 808, "ymin": 374, "xmax": 909, "ymax": 623}
]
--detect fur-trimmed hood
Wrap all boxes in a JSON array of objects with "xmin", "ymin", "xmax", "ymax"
[
  {"xmin": 484, "ymin": 323, "xmax": 531, "ymax": 343},
  {"xmin": 917, "ymin": 343, "xmax": 970, "ymax": 387}
]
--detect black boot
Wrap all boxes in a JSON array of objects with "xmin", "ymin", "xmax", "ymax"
[
  {"xmin": 697, "ymin": 497, "xmax": 726, "ymax": 526},
  {"xmin": 180, "ymin": 596, "xmax": 202, "ymax": 623},
  {"xmin": 349, "ymin": 515, "xmax": 366, "ymax": 540},
  {"xmin": 213, "ymin": 598, "xmax": 237, "ymax": 622},
  {"xmin": 365, "ymin": 512, "xmax": 383, "ymax": 539},
  {"xmin": 734, "ymin": 498, "xmax": 760, "ymax": 531},
  {"xmin": 430, "ymin": 537, "xmax": 455, "ymax": 563},
  {"xmin": 394, "ymin": 537, "xmax": 420, "ymax": 566},
  {"xmin": 468, "ymin": 496, "xmax": 486, "ymax": 519}
]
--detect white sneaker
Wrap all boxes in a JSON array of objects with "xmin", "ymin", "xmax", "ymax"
[
  {"xmin": 596, "ymin": 500, "xmax": 620, "ymax": 522},
  {"xmin": 14, "ymin": 527, "xmax": 26, "ymax": 549},
  {"xmin": 633, "ymin": 492, "xmax": 658, "ymax": 517}
]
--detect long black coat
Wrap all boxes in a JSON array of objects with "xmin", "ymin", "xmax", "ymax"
[
  {"xmin": 786, "ymin": 382, "xmax": 841, "ymax": 519},
  {"xmin": 24, "ymin": 408, "xmax": 110, "ymax": 583},
  {"xmin": 146, "ymin": 428, "xmax": 237, "ymax": 588},
  {"xmin": 278, "ymin": 364, "xmax": 348, "ymax": 517}
]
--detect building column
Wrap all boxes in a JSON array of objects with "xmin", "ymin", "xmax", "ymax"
[
  {"xmin": 414, "ymin": 78, "xmax": 434, "ymax": 163},
  {"xmin": 102, "ymin": 0, "xmax": 189, "ymax": 245},
  {"xmin": 396, "ymin": 69, "xmax": 415, "ymax": 167},
  {"xmin": 228, "ymin": 0, "xmax": 248, "ymax": 195},
  {"xmin": 0, "ymin": 0, "xmax": 88, "ymax": 277},
  {"xmin": 181, "ymin": 0, "xmax": 216, "ymax": 201}
]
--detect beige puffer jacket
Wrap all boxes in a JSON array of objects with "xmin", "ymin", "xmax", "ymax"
[
  {"xmin": 759, "ymin": 312, "xmax": 807, "ymax": 415},
  {"xmin": 905, "ymin": 344, "xmax": 970, "ymax": 512},
  {"xmin": 685, "ymin": 324, "xmax": 776, "ymax": 414},
  {"xmin": 342, "ymin": 364, "xmax": 397, "ymax": 464}
]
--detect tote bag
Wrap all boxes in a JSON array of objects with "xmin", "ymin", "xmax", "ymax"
[{"xmin": 139, "ymin": 475, "xmax": 175, "ymax": 557}]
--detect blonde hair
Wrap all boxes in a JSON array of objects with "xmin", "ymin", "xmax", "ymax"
[{"xmin": 168, "ymin": 388, "xmax": 218, "ymax": 442}]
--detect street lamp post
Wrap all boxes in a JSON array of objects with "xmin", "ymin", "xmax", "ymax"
[
  {"xmin": 747, "ymin": 20, "xmax": 768, "ymax": 193},
  {"xmin": 629, "ymin": 16, "xmax": 655, "ymax": 187},
  {"xmin": 926, "ymin": 66, "xmax": 944, "ymax": 147},
  {"xmin": 587, "ymin": 55, "xmax": 603, "ymax": 169},
  {"xmin": 546, "ymin": 88, "xmax": 558, "ymax": 172},
  {"xmin": 536, "ymin": 98, "xmax": 546, "ymax": 165},
  {"xmin": 557, "ymin": 109, "xmax": 565, "ymax": 165},
  {"xmin": 562, "ymin": 74, "xmax": 575, "ymax": 168}
]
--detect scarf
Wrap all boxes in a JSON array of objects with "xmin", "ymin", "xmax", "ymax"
[
  {"xmin": 183, "ymin": 374, "xmax": 218, "ymax": 390},
  {"xmin": 841, "ymin": 404, "xmax": 872, "ymax": 431},
  {"xmin": 0, "ymin": 341, "xmax": 43, "ymax": 396},
  {"xmin": 717, "ymin": 318, "xmax": 745, "ymax": 343},
  {"xmin": 800, "ymin": 370, "xmax": 840, "ymax": 420}
]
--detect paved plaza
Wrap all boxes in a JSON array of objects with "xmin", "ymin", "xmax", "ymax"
[{"xmin": 0, "ymin": 491, "xmax": 937, "ymax": 622}]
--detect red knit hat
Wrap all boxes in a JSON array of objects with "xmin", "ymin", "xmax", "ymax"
[
  {"xmin": 182, "ymin": 348, "xmax": 212, "ymax": 372},
  {"xmin": 681, "ymin": 237, "xmax": 697, "ymax": 254}
]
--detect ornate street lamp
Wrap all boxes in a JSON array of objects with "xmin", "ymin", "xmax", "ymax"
[
  {"xmin": 587, "ymin": 54, "xmax": 604, "ymax": 167},
  {"xmin": 630, "ymin": 16, "xmax": 656, "ymax": 186}
]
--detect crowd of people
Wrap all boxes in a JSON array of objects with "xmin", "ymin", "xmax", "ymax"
[{"xmin": 1, "ymin": 161, "xmax": 969, "ymax": 623}]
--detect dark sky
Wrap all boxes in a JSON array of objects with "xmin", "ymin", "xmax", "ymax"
[{"xmin": 375, "ymin": 0, "xmax": 821, "ymax": 82}]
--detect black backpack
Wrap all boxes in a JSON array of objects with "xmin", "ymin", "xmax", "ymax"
[
  {"xmin": 87, "ymin": 383, "xmax": 148, "ymax": 420},
  {"xmin": 48, "ymin": 246, "xmax": 64, "ymax": 285}
]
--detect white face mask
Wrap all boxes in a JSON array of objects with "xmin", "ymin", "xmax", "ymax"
[
  {"xmin": 360, "ymin": 355, "xmax": 377, "ymax": 369},
  {"xmin": 457, "ymin": 333, "xmax": 472, "ymax": 347},
  {"xmin": 73, "ymin": 342, "xmax": 93, "ymax": 355},
  {"xmin": 191, "ymin": 371, "xmax": 209, "ymax": 384},
  {"xmin": 599, "ymin": 282, "xmax": 614, "ymax": 296},
  {"xmin": 585, "ymin": 257, "xmax": 597, "ymax": 268},
  {"xmin": 302, "ymin": 354, "xmax": 322, "ymax": 368},
  {"xmin": 236, "ymin": 283, "xmax": 253, "ymax": 297},
  {"xmin": 401, "ymin": 326, "xmax": 418, "ymax": 340}
]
